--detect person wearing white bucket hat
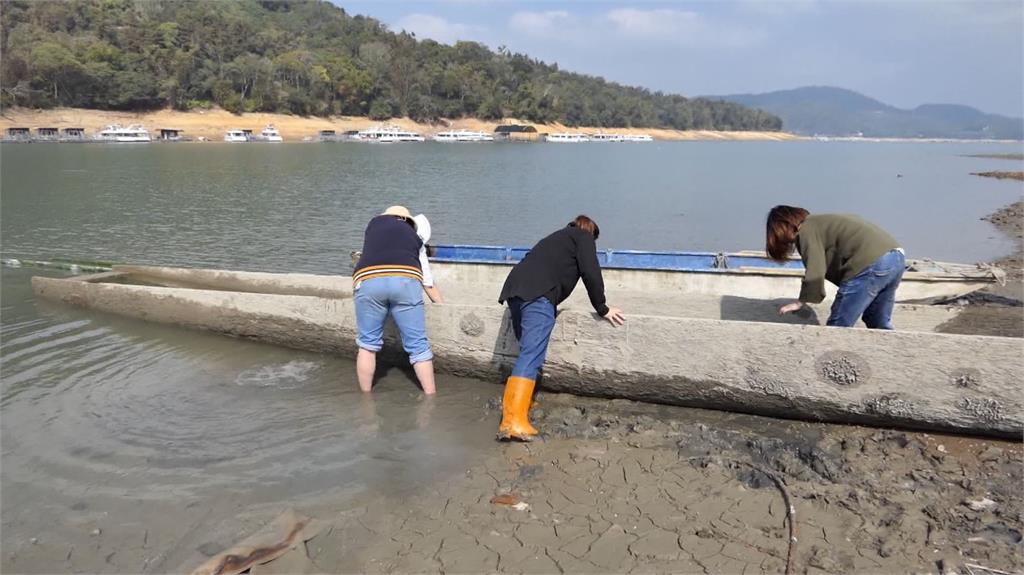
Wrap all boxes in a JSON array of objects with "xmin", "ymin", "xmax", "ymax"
[
  {"xmin": 412, "ymin": 213, "xmax": 444, "ymax": 305},
  {"xmin": 352, "ymin": 206, "xmax": 436, "ymax": 394}
]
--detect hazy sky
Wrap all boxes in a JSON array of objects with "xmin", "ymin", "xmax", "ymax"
[{"xmin": 334, "ymin": 0, "xmax": 1024, "ymax": 117}]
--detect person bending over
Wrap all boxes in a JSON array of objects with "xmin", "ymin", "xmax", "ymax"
[
  {"xmin": 766, "ymin": 205, "xmax": 905, "ymax": 329},
  {"xmin": 496, "ymin": 215, "xmax": 626, "ymax": 441},
  {"xmin": 353, "ymin": 206, "xmax": 436, "ymax": 394}
]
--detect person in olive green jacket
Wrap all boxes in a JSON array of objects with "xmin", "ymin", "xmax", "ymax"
[{"xmin": 766, "ymin": 205, "xmax": 905, "ymax": 328}]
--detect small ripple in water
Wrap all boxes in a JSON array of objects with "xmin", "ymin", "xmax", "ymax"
[{"xmin": 235, "ymin": 360, "xmax": 320, "ymax": 389}]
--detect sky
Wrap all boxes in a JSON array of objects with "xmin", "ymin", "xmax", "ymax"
[{"xmin": 333, "ymin": 0, "xmax": 1024, "ymax": 117}]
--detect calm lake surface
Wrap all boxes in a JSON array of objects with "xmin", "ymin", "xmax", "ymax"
[
  {"xmin": 2, "ymin": 140, "xmax": 1021, "ymax": 572},
  {"xmin": 2, "ymin": 141, "xmax": 1022, "ymax": 269}
]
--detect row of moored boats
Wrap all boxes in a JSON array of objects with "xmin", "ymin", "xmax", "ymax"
[
  {"xmin": 52, "ymin": 124, "xmax": 286, "ymax": 143},
  {"xmin": 7, "ymin": 123, "xmax": 655, "ymax": 143},
  {"xmin": 342, "ymin": 125, "xmax": 654, "ymax": 143}
]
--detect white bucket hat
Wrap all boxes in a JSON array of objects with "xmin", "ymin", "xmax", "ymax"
[{"xmin": 412, "ymin": 214, "xmax": 431, "ymax": 243}]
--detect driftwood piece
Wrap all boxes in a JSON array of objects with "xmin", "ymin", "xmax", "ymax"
[{"xmin": 188, "ymin": 510, "xmax": 323, "ymax": 575}]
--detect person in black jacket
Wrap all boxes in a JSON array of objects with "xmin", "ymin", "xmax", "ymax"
[{"xmin": 496, "ymin": 215, "xmax": 625, "ymax": 440}]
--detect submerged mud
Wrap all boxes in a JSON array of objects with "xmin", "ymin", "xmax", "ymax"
[
  {"xmin": 971, "ymin": 171, "xmax": 1024, "ymax": 182},
  {"xmin": 938, "ymin": 200, "xmax": 1024, "ymax": 337},
  {"xmin": 304, "ymin": 393, "xmax": 1022, "ymax": 574}
]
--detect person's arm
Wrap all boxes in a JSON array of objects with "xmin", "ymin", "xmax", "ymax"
[
  {"xmin": 420, "ymin": 250, "xmax": 444, "ymax": 303},
  {"xmin": 781, "ymin": 228, "xmax": 827, "ymax": 313},
  {"xmin": 424, "ymin": 285, "xmax": 444, "ymax": 304},
  {"xmin": 576, "ymin": 232, "xmax": 625, "ymax": 325}
]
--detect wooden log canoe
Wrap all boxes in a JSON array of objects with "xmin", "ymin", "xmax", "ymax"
[{"xmin": 32, "ymin": 265, "xmax": 1023, "ymax": 438}]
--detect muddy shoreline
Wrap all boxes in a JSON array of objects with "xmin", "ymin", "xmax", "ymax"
[
  {"xmin": 972, "ymin": 171, "xmax": 1024, "ymax": 182},
  {"xmin": 937, "ymin": 199, "xmax": 1024, "ymax": 337},
  {"xmin": 302, "ymin": 393, "xmax": 1023, "ymax": 574},
  {"xmin": 5, "ymin": 388, "xmax": 1020, "ymax": 574}
]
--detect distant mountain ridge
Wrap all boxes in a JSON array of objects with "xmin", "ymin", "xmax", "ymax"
[{"xmin": 706, "ymin": 86, "xmax": 1023, "ymax": 140}]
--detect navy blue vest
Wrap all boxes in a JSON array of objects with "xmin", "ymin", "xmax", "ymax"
[{"xmin": 354, "ymin": 215, "xmax": 423, "ymax": 284}]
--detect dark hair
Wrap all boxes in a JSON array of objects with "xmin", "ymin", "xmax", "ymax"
[
  {"xmin": 765, "ymin": 205, "xmax": 809, "ymax": 262},
  {"xmin": 569, "ymin": 214, "xmax": 600, "ymax": 240}
]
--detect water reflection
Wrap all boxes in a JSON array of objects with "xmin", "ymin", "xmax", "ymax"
[{"xmin": 1, "ymin": 268, "xmax": 498, "ymax": 571}]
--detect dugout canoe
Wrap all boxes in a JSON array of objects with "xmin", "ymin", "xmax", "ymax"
[
  {"xmin": 32, "ymin": 265, "xmax": 1022, "ymax": 438},
  {"xmin": 428, "ymin": 244, "xmax": 1003, "ymax": 303}
]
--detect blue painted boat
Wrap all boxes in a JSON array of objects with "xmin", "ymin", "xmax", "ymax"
[
  {"xmin": 433, "ymin": 244, "xmax": 806, "ymax": 272},
  {"xmin": 428, "ymin": 244, "xmax": 1002, "ymax": 302}
]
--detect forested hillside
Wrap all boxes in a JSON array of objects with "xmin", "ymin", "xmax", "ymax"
[{"xmin": 0, "ymin": 0, "xmax": 782, "ymax": 131}]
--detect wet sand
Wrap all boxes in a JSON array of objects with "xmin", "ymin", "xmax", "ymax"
[
  {"xmin": 972, "ymin": 172, "xmax": 1024, "ymax": 182},
  {"xmin": 309, "ymin": 393, "xmax": 1023, "ymax": 574},
  {"xmin": 964, "ymin": 154, "xmax": 1024, "ymax": 161},
  {"xmin": 4, "ymin": 386, "xmax": 1021, "ymax": 574}
]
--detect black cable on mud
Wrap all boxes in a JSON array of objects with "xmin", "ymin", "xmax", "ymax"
[{"xmin": 686, "ymin": 456, "xmax": 798, "ymax": 575}]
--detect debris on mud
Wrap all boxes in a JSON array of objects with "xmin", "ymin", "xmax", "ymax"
[
  {"xmin": 983, "ymin": 200, "xmax": 1024, "ymax": 242},
  {"xmin": 489, "ymin": 494, "xmax": 524, "ymax": 507}
]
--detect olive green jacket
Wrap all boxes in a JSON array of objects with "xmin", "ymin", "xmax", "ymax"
[{"xmin": 796, "ymin": 214, "xmax": 900, "ymax": 304}]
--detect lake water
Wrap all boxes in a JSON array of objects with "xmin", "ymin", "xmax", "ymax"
[
  {"xmin": 2, "ymin": 141, "xmax": 1021, "ymax": 271},
  {"xmin": 1, "ymin": 140, "xmax": 1021, "ymax": 572}
]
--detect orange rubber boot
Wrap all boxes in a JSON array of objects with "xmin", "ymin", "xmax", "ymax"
[{"xmin": 497, "ymin": 376, "xmax": 539, "ymax": 441}]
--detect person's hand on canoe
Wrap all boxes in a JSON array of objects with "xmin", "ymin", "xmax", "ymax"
[
  {"xmin": 778, "ymin": 301, "xmax": 804, "ymax": 315},
  {"xmin": 604, "ymin": 307, "xmax": 626, "ymax": 326}
]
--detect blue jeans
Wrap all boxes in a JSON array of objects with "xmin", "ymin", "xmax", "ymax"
[
  {"xmin": 508, "ymin": 297, "xmax": 557, "ymax": 380},
  {"xmin": 355, "ymin": 276, "xmax": 433, "ymax": 363},
  {"xmin": 827, "ymin": 249, "xmax": 906, "ymax": 329}
]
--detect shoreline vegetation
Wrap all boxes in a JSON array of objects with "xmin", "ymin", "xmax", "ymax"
[
  {"xmin": 1, "ymin": 0, "xmax": 781, "ymax": 133},
  {"xmin": 0, "ymin": 107, "xmax": 799, "ymax": 141}
]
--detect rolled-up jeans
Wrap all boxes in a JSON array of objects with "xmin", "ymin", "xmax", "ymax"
[
  {"xmin": 355, "ymin": 276, "xmax": 433, "ymax": 363},
  {"xmin": 508, "ymin": 296, "xmax": 557, "ymax": 380},
  {"xmin": 827, "ymin": 249, "xmax": 906, "ymax": 329}
]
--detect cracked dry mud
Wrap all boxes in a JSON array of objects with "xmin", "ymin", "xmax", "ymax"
[{"xmin": 306, "ymin": 393, "xmax": 1023, "ymax": 574}]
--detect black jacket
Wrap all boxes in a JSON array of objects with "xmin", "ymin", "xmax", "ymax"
[{"xmin": 498, "ymin": 225, "xmax": 609, "ymax": 316}]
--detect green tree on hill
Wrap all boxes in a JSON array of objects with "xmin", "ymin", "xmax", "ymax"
[{"xmin": 0, "ymin": 0, "xmax": 783, "ymax": 131}]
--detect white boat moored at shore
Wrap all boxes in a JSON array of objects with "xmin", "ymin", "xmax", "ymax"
[
  {"xmin": 257, "ymin": 125, "xmax": 283, "ymax": 142},
  {"xmin": 546, "ymin": 132, "xmax": 591, "ymax": 143},
  {"xmin": 590, "ymin": 132, "xmax": 625, "ymax": 142},
  {"xmin": 94, "ymin": 124, "xmax": 151, "ymax": 143},
  {"xmin": 353, "ymin": 124, "xmax": 425, "ymax": 142},
  {"xmin": 433, "ymin": 130, "xmax": 494, "ymax": 142},
  {"xmin": 224, "ymin": 129, "xmax": 249, "ymax": 143}
]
